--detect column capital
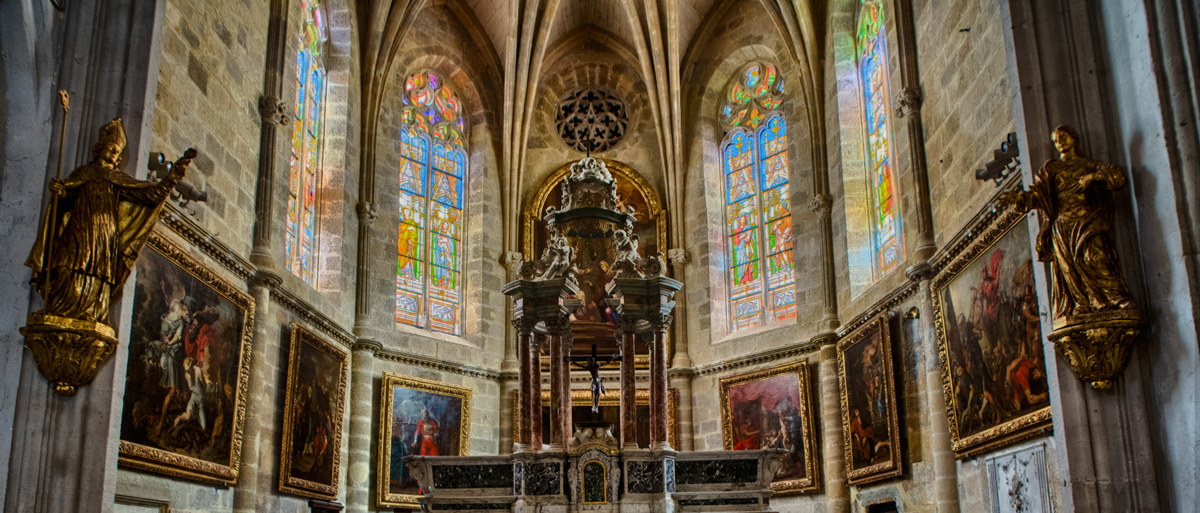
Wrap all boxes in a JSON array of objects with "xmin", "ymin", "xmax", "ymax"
[
  {"xmin": 352, "ymin": 338, "xmax": 383, "ymax": 353},
  {"xmin": 258, "ymin": 94, "xmax": 290, "ymax": 125},
  {"xmin": 356, "ymin": 201, "xmax": 380, "ymax": 224},
  {"xmin": 894, "ymin": 86, "xmax": 923, "ymax": 118},
  {"xmin": 809, "ymin": 194, "xmax": 833, "ymax": 217}
]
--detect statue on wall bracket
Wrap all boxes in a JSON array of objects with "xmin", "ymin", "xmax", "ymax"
[
  {"xmin": 998, "ymin": 125, "xmax": 1142, "ymax": 390},
  {"xmin": 21, "ymin": 112, "xmax": 196, "ymax": 396}
]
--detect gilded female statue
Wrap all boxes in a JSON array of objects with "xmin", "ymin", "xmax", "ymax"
[
  {"xmin": 998, "ymin": 125, "xmax": 1137, "ymax": 322},
  {"xmin": 25, "ymin": 118, "xmax": 191, "ymax": 324}
]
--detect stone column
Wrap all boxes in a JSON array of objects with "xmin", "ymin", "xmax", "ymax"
[
  {"xmin": 649, "ymin": 321, "xmax": 670, "ymax": 449},
  {"xmin": 561, "ymin": 329, "xmax": 573, "ymax": 442},
  {"xmin": 345, "ymin": 341, "xmax": 379, "ymax": 513},
  {"xmin": 668, "ymin": 369, "xmax": 695, "ymax": 451},
  {"xmin": 819, "ymin": 344, "xmax": 849, "ymax": 513},
  {"xmin": 249, "ymin": 0, "xmax": 290, "ymax": 272},
  {"xmin": 232, "ymin": 275, "xmax": 280, "ymax": 513},
  {"xmin": 531, "ymin": 334, "xmax": 544, "ymax": 450},
  {"xmin": 811, "ymin": 195, "xmax": 840, "ymax": 335},
  {"xmin": 893, "ymin": 0, "xmax": 936, "ymax": 264},
  {"xmin": 515, "ymin": 326, "xmax": 533, "ymax": 451},
  {"xmin": 548, "ymin": 330, "xmax": 565, "ymax": 451},
  {"xmin": 1000, "ymin": 1, "xmax": 1168, "ymax": 510},
  {"xmin": 913, "ymin": 277, "xmax": 959, "ymax": 513},
  {"xmin": 619, "ymin": 330, "xmax": 638, "ymax": 450}
]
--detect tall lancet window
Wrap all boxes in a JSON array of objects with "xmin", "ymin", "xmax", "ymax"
[
  {"xmin": 396, "ymin": 71, "xmax": 468, "ymax": 335},
  {"xmin": 857, "ymin": 0, "xmax": 904, "ymax": 278},
  {"xmin": 285, "ymin": 0, "xmax": 327, "ymax": 286},
  {"xmin": 719, "ymin": 63, "xmax": 797, "ymax": 332}
]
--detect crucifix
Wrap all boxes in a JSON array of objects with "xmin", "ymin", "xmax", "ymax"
[{"xmin": 567, "ymin": 344, "xmax": 621, "ymax": 413}]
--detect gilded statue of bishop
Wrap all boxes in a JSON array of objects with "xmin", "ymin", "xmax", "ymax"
[
  {"xmin": 998, "ymin": 125, "xmax": 1142, "ymax": 390},
  {"xmin": 22, "ymin": 117, "xmax": 196, "ymax": 395}
]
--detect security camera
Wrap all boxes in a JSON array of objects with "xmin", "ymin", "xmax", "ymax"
[{"xmin": 975, "ymin": 132, "xmax": 1020, "ymax": 185}]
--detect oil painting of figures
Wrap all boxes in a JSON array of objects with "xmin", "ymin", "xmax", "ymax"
[
  {"xmin": 720, "ymin": 363, "xmax": 819, "ymax": 493},
  {"xmin": 117, "ymin": 236, "xmax": 252, "ymax": 484},
  {"xmin": 837, "ymin": 315, "xmax": 901, "ymax": 485},
  {"xmin": 279, "ymin": 324, "xmax": 347, "ymax": 499},
  {"xmin": 377, "ymin": 374, "xmax": 471, "ymax": 508},
  {"xmin": 934, "ymin": 216, "xmax": 1052, "ymax": 455}
]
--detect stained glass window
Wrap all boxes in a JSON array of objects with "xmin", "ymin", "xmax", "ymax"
[
  {"xmin": 396, "ymin": 71, "xmax": 467, "ymax": 335},
  {"xmin": 285, "ymin": 0, "xmax": 326, "ymax": 286},
  {"xmin": 857, "ymin": 0, "xmax": 904, "ymax": 278},
  {"xmin": 719, "ymin": 63, "xmax": 797, "ymax": 332}
]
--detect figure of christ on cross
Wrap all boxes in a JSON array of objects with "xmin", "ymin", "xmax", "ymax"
[{"xmin": 567, "ymin": 344, "xmax": 622, "ymax": 413}]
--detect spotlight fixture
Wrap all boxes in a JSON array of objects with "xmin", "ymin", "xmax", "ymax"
[
  {"xmin": 149, "ymin": 152, "xmax": 209, "ymax": 214},
  {"xmin": 975, "ymin": 132, "xmax": 1020, "ymax": 185}
]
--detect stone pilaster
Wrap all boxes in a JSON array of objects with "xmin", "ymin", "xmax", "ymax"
[
  {"xmin": 231, "ymin": 274, "xmax": 280, "ymax": 513},
  {"xmin": 2, "ymin": 0, "xmax": 165, "ymax": 509},
  {"xmin": 344, "ymin": 341, "xmax": 379, "ymax": 513},
  {"xmin": 915, "ymin": 278, "xmax": 959, "ymax": 513},
  {"xmin": 819, "ymin": 344, "xmax": 849, "ymax": 513},
  {"xmin": 668, "ymin": 368, "xmax": 695, "ymax": 452}
]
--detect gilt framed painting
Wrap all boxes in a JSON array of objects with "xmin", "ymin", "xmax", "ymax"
[
  {"xmin": 377, "ymin": 374, "xmax": 472, "ymax": 509},
  {"xmin": 932, "ymin": 207, "xmax": 1052, "ymax": 457},
  {"xmin": 719, "ymin": 362, "xmax": 820, "ymax": 493},
  {"xmin": 837, "ymin": 313, "xmax": 902, "ymax": 485},
  {"xmin": 279, "ymin": 323, "xmax": 349, "ymax": 499},
  {"xmin": 117, "ymin": 233, "xmax": 254, "ymax": 485}
]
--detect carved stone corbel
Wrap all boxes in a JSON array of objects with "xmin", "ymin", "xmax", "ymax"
[
  {"xmin": 258, "ymin": 94, "xmax": 289, "ymax": 126},
  {"xmin": 894, "ymin": 86, "xmax": 923, "ymax": 119},
  {"xmin": 809, "ymin": 194, "xmax": 833, "ymax": 218}
]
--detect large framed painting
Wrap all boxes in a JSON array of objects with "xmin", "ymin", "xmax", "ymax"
[
  {"xmin": 279, "ymin": 323, "xmax": 349, "ymax": 499},
  {"xmin": 117, "ymin": 233, "xmax": 254, "ymax": 485},
  {"xmin": 511, "ymin": 389, "xmax": 680, "ymax": 449},
  {"xmin": 837, "ymin": 314, "xmax": 902, "ymax": 485},
  {"xmin": 932, "ymin": 207, "xmax": 1052, "ymax": 457},
  {"xmin": 377, "ymin": 374, "xmax": 472, "ymax": 509},
  {"xmin": 718, "ymin": 362, "xmax": 820, "ymax": 494}
]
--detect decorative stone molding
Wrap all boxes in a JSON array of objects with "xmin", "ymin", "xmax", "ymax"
[
  {"xmin": 693, "ymin": 341, "xmax": 820, "ymax": 377},
  {"xmin": 271, "ymin": 287, "xmax": 356, "ymax": 347},
  {"xmin": 252, "ymin": 269, "xmax": 283, "ymax": 290},
  {"xmin": 158, "ymin": 206, "xmax": 256, "ymax": 281},
  {"xmin": 351, "ymin": 339, "xmax": 384, "ymax": 353},
  {"xmin": 904, "ymin": 260, "xmax": 934, "ymax": 282},
  {"xmin": 258, "ymin": 94, "xmax": 290, "ymax": 126},
  {"xmin": 894, "ymin": 86, "xmax": 923, "ymax": 118},
  {"xmin": 809, "ymin": 194, "xmax": 833, "ymax": 217},
  {"xmin": 555, "ymin": 87, "xmax": 628, "ymax": 153},
  {"xmin": 356, "ymin": 201, "xmax": 379, "ymax": 224},
  {"xmin": 835, "ymin": 281, "xmax": 919, "ymax": 338},
  {"xmin": 667, "ymin": 248, "xmax": 690, "ymax": 266},
  {"xmin": 373, "ymin": 347, "xmax": 501, "ymax": 380},
  {"xmin": 502, "ymin": 251, "xmax": 525, "ymax": 274}
]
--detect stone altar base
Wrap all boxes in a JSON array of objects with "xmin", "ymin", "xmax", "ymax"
[{"xmin": 405, "ymin": 428, "xmax": 784, "ymax": 513}]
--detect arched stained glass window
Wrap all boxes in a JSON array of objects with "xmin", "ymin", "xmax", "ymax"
[
  {"xmin": 396, "ymin": 71, "xmax": 467, "ymax": 336},
  {"xmin": 720, "ymin": 63, "xmax": 797, "ymax": 332},
  {"xmin": 857, "ymin": 0, "xmax": 904, "ymax": 278},
  {"xmin": 285, "ymin": 0, "xmax": 326, "ymax": 286}
]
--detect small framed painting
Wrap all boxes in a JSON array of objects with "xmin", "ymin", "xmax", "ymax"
[
  {"xmin": 932, "ymin": 207, "xmax": 1051, "ymax": 457},
  {"xmin": 278, "ymin": 323, "xmax": 349, "ymax": 499},
  {"xmin": 837, "ymin": 313, "xmax": 902, "ymax": 485},
  {"xmin": 118, "ymin": 233, "xmax": 254, "ymax": 485},
  {"xmin": 377, "ymin": 374, "xmax": 472, "ymax": 509},
  {"xmin": 718, "ymin": 362, "xmax": 820, "ymax": 493}
]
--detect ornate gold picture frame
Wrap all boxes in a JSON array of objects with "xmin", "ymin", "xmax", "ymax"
[
  {"xmin": 837, "ymin": 313, "xmax": 902, "ymax": 485},
  {"xmin": 278, "ymin": 323, "xmax": 349, "ymax": 499},
  {"xmin": 932, "ymin": 207, "xmax": 1052, "ymax": 457},
  {"xmin": 117, "ymin": 233, "xmax": 254, "ymax": 485},
  {"xmin": 377, "ymin": 374, "xmax": 472, "ymax": 509},
  {"xmin": 511, "ymin": 388, "xmax": 679, "ymax": 449},
  {"xmin": 718, "ymin": 362, "xmax": 820, "ymax": 494}
]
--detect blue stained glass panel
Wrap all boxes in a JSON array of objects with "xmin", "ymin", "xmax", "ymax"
[
  {"xmin": 431, "ymin": 171, "xmax": 462, "ymax": 209},
  {"xmin": 431, "ymin": 234, "xmax": 459, "ymax": 271}
]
